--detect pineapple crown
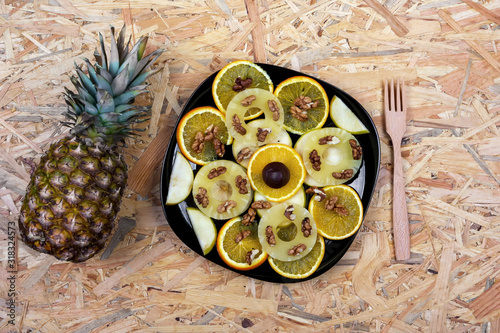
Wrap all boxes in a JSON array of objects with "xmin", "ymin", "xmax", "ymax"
[{"xmin": 63, "ymin": 25, "xmax": 163, "ymax": 146}]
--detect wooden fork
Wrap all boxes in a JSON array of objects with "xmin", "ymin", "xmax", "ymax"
[{"xmin": 384, "ymin": 78, "xmax": 410, "ymax": 261}]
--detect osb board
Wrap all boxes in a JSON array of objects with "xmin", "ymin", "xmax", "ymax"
[{"xmin": 0, "ymin": 0, "xmax": 499, "ymax": 332}]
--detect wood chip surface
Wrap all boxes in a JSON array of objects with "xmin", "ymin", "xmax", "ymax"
[{"xmin": 0, "ymin": 0, "xmax": 499, "ymax": 332}]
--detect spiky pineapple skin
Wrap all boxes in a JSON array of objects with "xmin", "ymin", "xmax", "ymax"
[{"xmin": 18, "ymin": 137, "xmax": 127, "ymax": 262}]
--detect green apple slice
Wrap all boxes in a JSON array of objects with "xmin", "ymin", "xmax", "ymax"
[
  {"xmin": 166, "ymin": 151, "xmax": 194, "ymax": 205},
  {"xmin": 330, "ymin": 96, "xmax": 369, "ymax": 134},
  {"xmin": 186, "ymin": 208, "xmax": 217, "ymax": 255}
]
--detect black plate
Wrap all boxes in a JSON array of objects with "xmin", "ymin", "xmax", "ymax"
[{"xmin": 160, "ymin": 64, "xmax": 380, "ymax": 283}]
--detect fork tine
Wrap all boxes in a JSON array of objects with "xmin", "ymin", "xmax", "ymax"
[
  {"xmin": 401, "ymin": 78, "xmax": 407, "ymax": 114},
  {"xmin": 390, "ymin": 78, "xmax": 395, "ymax": 112},
  {"xmin": 384, "ymin": 79, "xmax": 389, "ymax": 112},
  {"xmin": 396, "ymin": 78, "xmax": 401, "ymax": 112}
]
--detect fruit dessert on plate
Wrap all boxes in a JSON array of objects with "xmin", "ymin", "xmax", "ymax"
[{"xmin": 165, "ymin": 60, "xmax": 374, "ymax": 281}]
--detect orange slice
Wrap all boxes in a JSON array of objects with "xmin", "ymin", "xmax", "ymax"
[
  {"xmin": 274, "ymin": 76, "xmax": 329, "ymax": 135},
  {"xmin": 268, "ymin": 235, "xmax": 325, "ymax": 279},
  {"xmin": 308, "ymin": 185, "xmax": 363, "ymax": 240},
  {"xmin": 216, "ymin": 216, "xmax": 268, "ymax": 271},
  {"xmin": 247, "ymin": 144, "xmax": 306, "ymax": 202},
  {"xmin": 212, "ymin": 60, "xmax": 273, "ymax": 119},
  {"xmin": 176, "ymin": 106, "xmax": 232, "ymax": 165}
]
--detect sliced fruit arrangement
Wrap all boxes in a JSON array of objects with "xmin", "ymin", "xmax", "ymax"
[
  {"xmin": 296, "ymin": 127, "xmax": 362, "ymax": 186},
  {"xmin": 192, "ymin": 160, "xmax": 253, "ymax": 220},
  {"xmin": 274, "ymin": 76, "xmax": 329, "ymax": 135},
  {"xmin": 169, "ymin": 60, "xmax": 370, "ymax": 280},
  {"xmin": 187, "ymin": 208, "xmax": 217, "ymax": 255},
  {"xmin": 308, "ymin": 184, "xmax": 363, "ymax": 240},
  {"xmin": 232, "ymin": 118, "xmax": 292, "ymax": 168},
  {"xmin": 225, "ymin": 88, "xmax": 284, "ymax": 144},
  {"xmin": 166, "ymin": 151, "xmax": 194, "ymax": 205},
  {"xmin": 258, "ymin": 203, "xmax": 317, "ymax": 262},
  {"xmin": 176, "ymin": 106, "xmax": 232, "ymax": 166},
  {"xmin": 212, "ymin": 60, "xmax": 274, "ymax": 118},
  {"xmin": 247, "ymin": 143, "xmax": 306, "ymax": 202},
  {"xmin": 268, "ymin": 234, "xmax": 325, "ymax": 279},
  {"xmin": 217, "ymin": 216, "xmax": 268, "ymax": 270},
  {"xmin": 330, "ymin": 96, "xmax": 369, "ymax": 134}
]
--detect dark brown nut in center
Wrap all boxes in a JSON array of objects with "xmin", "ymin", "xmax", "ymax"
[
  {"xmin": 241, "ymin": 95, "xmax": 257, "ymax": 107},
  {"xmin": 309, "ymin": 149, "xmax": 321, "ymax": 171},
  {"xmin": 233, "ymin": 77, "xmax": 253, "ymax": 92},
  {"xmin": 235, "ymin": 229, "xmax": 251, "ymax": 243},
  {"xmin": 235, "ymin": 175, "xmax": 248, "ymax": 194},
  {"xmin": 208, "ymin": 166, "xmax": 227, "ymax": 179},
  {"xmin": 265, "ymin": 226, "xmax": 276, "ymax": 246},
  {"xmin": 256, "ymin": 128, "xmax": 270, "ymax": 142},
  {"xmin": 195, "ymin": 187, "xmax": 209, "ymax": 208},
  {"xmin": 301, "ymin": 217, "xmax": 312, "ymax": 237},
  {"xmin": 268, "ymin": 100, "xmax": 280, "ymax": 121},
  {"xmin": 332, "ymin": 169, "xmax": 353, "ymax": 180},
  {"xmin": 288, "ymin": 243, "xmax": 307, "ymax": 256},
  {"xmin": 232, "ymin": 114, "xmax": 246, "ymax": 135}
]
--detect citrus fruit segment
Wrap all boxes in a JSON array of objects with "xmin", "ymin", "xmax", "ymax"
[
  {"xmin": 300, "ymin": 127, "xmax": 363, "ymax": 186},
  {"xmin": 216, "ymin": 216, "xmax": 268, "ymax": 270},
  {"xmin": 247, "ymin": 144, "xmax": 306, "ymax": 202},
  {"xmin": 212, "ymin": 60, "xmax": 273, "ymax": 118},
  {"xmin": 258, "ymin": 203, "xmax": 317, "ymax": 262},
  {"xmin": 274, "ymin": 76, "xmax": 329, "ymax": 135},
  {"xmin": 253, "ymin": 186, "xmax": 305, "ymax": 217},
  {"xmin": 192, "ymin": 160, "xmax": 253, "ymax": 220},
  {"xmin": 176, "ymin": 106, "xmax": 232, "ymax": 165},
  {"xmin": 186, "ymin": 208, "xmax": 217, "ymax": 255},
  {"xmin": 308, "ymin": 185, "xmax": 363, "ymax": 240},
  {"xmin": 166, "ymin": 151, "xmax": 194, "ymax": 205},
  {"xmin": 226, "ymin": 88, "xmax": 284, "ymax": 144},
  {"xmin": 232, "ymin": 119, "xmax": 292, "ymax": 168},
  {"xmin": 330, "ymin": 96, "xmax": 369, "ymax": 134},
  {"xmin": 269, "ymin": 235, "xmax": 325, "ymax": 279}
]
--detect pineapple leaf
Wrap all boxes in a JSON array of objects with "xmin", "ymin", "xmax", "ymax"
[
  {"xmin": 96, "ymin": 66, "xmax": 113, "ymax": 83},
  {"xmin": 137, "ymin": 36, "xmax": 149, "ymax": 60},
  {"xmin": 113, "ymin": 87, "xmax": 147, "ymax": 106},
  {"xmin": 109, "ymin": 28, "xmax": 120, "ymax": 77},
  {"xmin": 96, "ymin": 89, "xmax": 115, "ymax": 114},
  {"xmin": 82, "ymin": 58, "xmax": 99, "ymax": 85},
  {"xmin": 81, "ymin": 100, "xmax": 99, "ymax": 115},
  {"xmin": 131, "ymin": 50, "xmax": 163, "ymax": 83},
  {"xmin": 111, "ymin": 64, "xmax": 130, "ymax": 97},
  {"xmin": 75, "ymin": 65, "xmax": 97, "ymax": 98},
  {"xmin": 117, "ymin": 53, "xmax": 138, "ymax": 85},
  {"xmin": 129, "ymin": 68, "xmax": 160, "ymax": 88},
  {"xmin": 97, "ymin": 32, "xmax": 108, "ymax": 71},
  {"xmin": 95, "ymin": 74, "xmax": 113, "ymax": 96}
]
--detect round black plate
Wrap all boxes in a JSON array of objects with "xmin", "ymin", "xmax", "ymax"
[{"xmin": 160, "ymin": 64, "xmax": 380, "ymax": 283}]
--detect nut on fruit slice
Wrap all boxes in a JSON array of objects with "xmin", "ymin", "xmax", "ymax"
[
  {"xmin": 226, "ymin": 88, "xmax": 284, "ymax": 144},
  {"xmin": 212, "ymin": 60, "xmax": 273, "ymax": 119},
  {"xmin": 308, "ymin": 184, "xmax": 363, "ymax": 240},
  {"xmin": 176, "ymin": 106, "xmax": 232, "ymax": 165},
  {"xmin": 192, "ymin": 160, "xmax": 253, "ymax": 220},
  {"xmin": 268, "ymin": 235, "xmax": 325, "ymax": 279},
  {"xmin": 300, "ymin": 127, "xmax": 362, "ymax": 186},
  {"xmin": 186, "ymin": 207, "xmax": 217, "ymax": 255},
  {"xmin": 247, "ymin": 144, "xmax": 306, "ymax": 202},
  {"xmin": 274, "ymin": 76, "xmax": 329, "ymax": 135},
  {"xmin": 258, "ymin": 203, "xmax": 317, "ymax": 262},
  {"xmin": 216, "ymin": 216, "xmax": 268, "ymax": 271},
  {"xmin": 253, "ymin": 186, "xmax": 306, "ymax": 217},
  {"xmin": 330, "ymin": 96, "xmax": 369, "ymax": 134},
  {"xmin": 232, "ymin": 119, "xmax": 292, "ymax": 168},
  {"xmin": 166, "ymin": 151, "xmax": 194, "ymax": 205}
]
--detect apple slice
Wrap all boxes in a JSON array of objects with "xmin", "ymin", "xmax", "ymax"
[
  {"xmin": 166, "ymin": 151, "xmax": 194, "ymax": 205},
  {"xmin": 186, "ymin": 208, "xmax": 217, "ymax": 255},
  {"xmin": 330, "ymin": 96, "xmax": 369, "ymax": 134}
]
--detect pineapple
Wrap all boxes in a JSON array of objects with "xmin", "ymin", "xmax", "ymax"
[{"xmin": 18, "ymin": 26, "xmax": 163, "ymax": 262}]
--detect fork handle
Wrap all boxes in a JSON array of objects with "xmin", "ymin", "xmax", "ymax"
[{"xmin": 392, "ymin": 140, "xmax": 410, "ymax": 260}]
